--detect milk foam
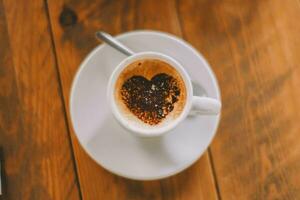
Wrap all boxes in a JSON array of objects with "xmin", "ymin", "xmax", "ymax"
[{"xmin": 114, "ymin": 59, "xmax": 187, "ymax": 129}]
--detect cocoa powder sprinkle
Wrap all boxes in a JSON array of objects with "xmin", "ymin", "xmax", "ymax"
[{"xmin": 120, "ymin": 73, "xmax": 181, "ymax": 125}]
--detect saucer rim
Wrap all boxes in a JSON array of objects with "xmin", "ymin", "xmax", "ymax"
[{"xmin": 69, "ymin": 30, "xmax": 221, "ymax": 180}]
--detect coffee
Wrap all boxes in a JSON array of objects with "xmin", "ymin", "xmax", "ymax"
[{"xmin": 115, "ymin": 59, "xmax": 186, "ymax": 128}]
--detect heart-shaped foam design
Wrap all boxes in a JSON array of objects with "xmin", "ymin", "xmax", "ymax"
[{"xmin": 120, "ymin": 73, "xmax": 181, "ymax": 125}]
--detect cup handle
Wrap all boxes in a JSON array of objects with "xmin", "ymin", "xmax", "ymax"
[{"xmin": 190, "ymin": 96, "xmax": 221, "ymax": 115}]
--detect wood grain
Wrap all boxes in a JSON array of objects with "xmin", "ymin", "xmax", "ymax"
[
  {"xmin": 177, "ymin": 0, "xmax": 300, "ymax": 199},
  {"xmin": 0, "ymin": 0, "xmax": 80, "ymax": 199},
  {"xmin": 47, "ymin": 0, "xmax": 218, "ymax": 199}
]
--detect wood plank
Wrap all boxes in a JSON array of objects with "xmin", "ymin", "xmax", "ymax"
[
  {"xmin": 0, "ymin": 0, "xmax": 81, "ymax": 199},
  {"xmin": 177, "ymin": 0, "xmax": 300, "ymax": 199},
  {"xmin": 47, "ymin": 0, "xmax": 218, "ymax": 199}
]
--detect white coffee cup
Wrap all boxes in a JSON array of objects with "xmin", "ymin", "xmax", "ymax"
[{"xmin": 107, "ymin": 52, "xmax": 221, "ymax": 137}]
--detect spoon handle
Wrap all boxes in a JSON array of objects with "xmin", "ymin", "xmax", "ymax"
[{"xmin": 95, "ymin": 31, "xmax": 134, "ymax": 56}]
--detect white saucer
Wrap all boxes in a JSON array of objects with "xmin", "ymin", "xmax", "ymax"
[{"xmin": 70, "ymin": 31, "xmax": 221, "ymax": 180}]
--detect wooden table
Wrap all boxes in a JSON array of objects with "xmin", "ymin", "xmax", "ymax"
[{"xmin": 0, "ymin": 0, "xmax": 299, "ymax": 199}]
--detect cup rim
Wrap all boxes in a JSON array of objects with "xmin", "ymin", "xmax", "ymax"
[{"xmin": 107, "ymin": 51, "xmax": 193, "ymax": 137}]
